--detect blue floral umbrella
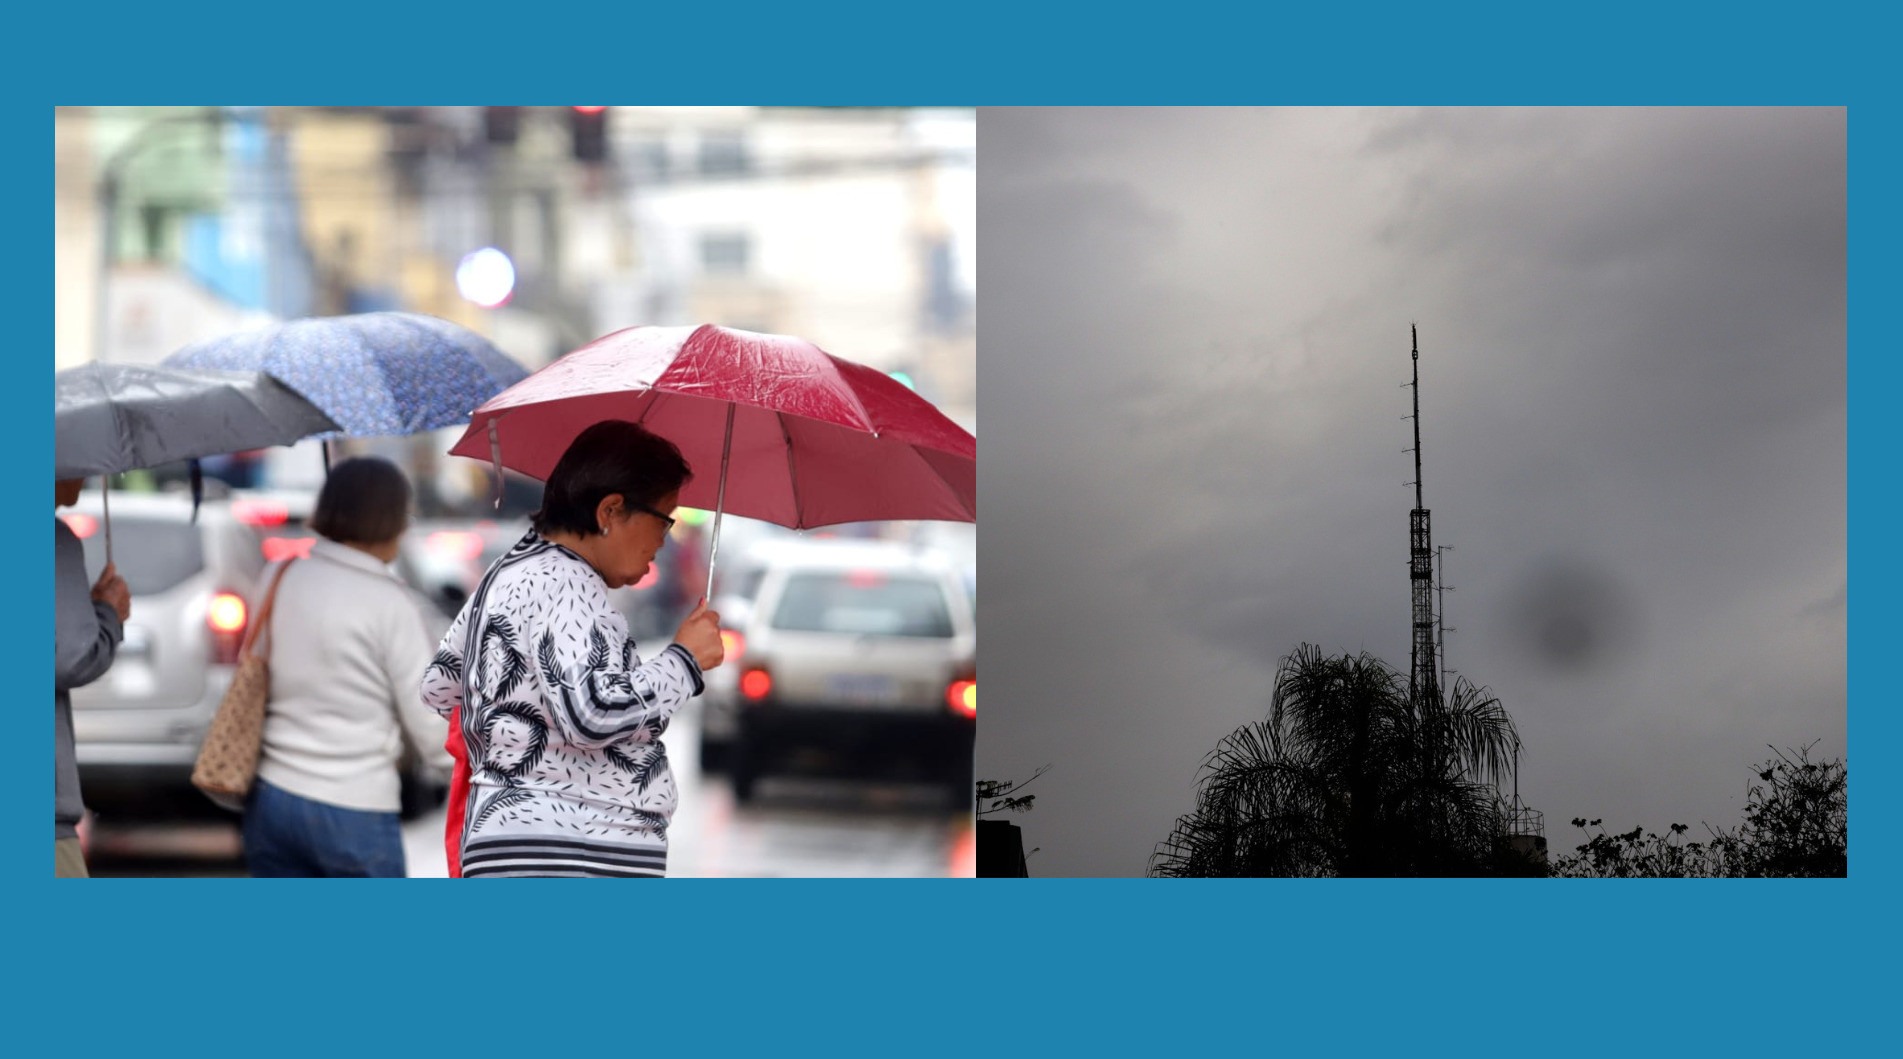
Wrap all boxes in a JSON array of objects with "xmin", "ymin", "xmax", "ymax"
[{"xmin": 164, "ymin": 311, "xmax": 530, "ymax": 439}]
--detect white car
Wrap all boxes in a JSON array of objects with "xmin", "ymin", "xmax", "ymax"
[{"xmin": 711, "ymin": 538, "xmax": 976, "ymax": 806}]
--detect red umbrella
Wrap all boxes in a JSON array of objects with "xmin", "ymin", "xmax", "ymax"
[{"xmin": 447, "ymin": 324, "xmax": 976, "ymax": 591}]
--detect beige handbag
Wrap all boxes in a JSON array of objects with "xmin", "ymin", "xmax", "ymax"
[{"xmin": 191, "ymin": 559, "xmax": 296, "ymax": 812}]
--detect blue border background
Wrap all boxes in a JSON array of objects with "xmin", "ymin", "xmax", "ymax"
[{"xmin": 12, "ymin": 3, "xmax": 1894, "ymax": 1054}]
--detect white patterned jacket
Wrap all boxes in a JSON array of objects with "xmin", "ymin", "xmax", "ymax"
[{"xmin": 420, "ymin": 531, "xmax": 704, "ymax": 877}]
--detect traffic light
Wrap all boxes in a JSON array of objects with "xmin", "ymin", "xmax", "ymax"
[
  {"xmin": 570, "ymin": 106, "xmax": 608, "ymax": 163},
  {"xmin": 484, "ymin": 106, "xmax": 521, "ymax": 146}
]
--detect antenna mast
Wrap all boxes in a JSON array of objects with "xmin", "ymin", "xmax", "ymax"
[{"xmin": 1405, "ymin": 325, "xmax": 1440, "ymax": 710}]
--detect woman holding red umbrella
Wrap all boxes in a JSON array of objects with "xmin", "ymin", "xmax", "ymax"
[{"xmin": 422, "ymin": 421, "xmax": 724, "ymax": 877}]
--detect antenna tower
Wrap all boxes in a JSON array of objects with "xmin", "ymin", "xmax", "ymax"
[
  {"xmin": 1403, "ymin": 329, "xmax": 1546, "ymax": 864},
  {"xmin": 1404, "ymin": 325, "xmax": 1439, "ymax": 710}
]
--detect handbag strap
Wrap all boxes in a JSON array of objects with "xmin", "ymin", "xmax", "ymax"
[{"xmin": 238, "ymin": 558, "xmax": 298, "ymax": 662}]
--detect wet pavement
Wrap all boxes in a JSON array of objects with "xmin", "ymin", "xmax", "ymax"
[{"xmin": 83, "ymin": 705, "xmax": 973, "ymax": 878}]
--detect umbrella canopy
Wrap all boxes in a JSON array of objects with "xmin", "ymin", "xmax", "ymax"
[
  {"xmin": 165, "ymin": 311, "xmax": 530, "ymax": 439},
  {"xmin": 55, "ymin": 362, "xmax": 340, "ymax": 479},
  {"xmin": 447, "ymin": 324, "xmax": 976, "ymax": 529}
]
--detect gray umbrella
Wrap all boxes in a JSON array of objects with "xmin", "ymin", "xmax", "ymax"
[{"xmin": 55, "ymin": 361, "xmax": 340, "ymax": 562}]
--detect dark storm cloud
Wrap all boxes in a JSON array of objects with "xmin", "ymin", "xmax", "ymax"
[{"xmin": 978, "ymin": 107, "xmax": 1845, "ymax": 876}]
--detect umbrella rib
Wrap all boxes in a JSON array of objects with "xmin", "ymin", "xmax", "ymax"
[
  {"xmin": 904, "ymin": 441, "xmax": 976, "ymax": 520},
  {"xmin": 107, "ymin": 371, "xmax": 134, "ymax": 476},
  {"xmin": 775, "ymin": 410, "xmax": 806, "ymax": 528},
  {"xmin": 230, "ymin": 376, "xmax": 285, "ymax": 435},
  {"xmin": 830, "ymin": 357, "xmax": 879, "ymax": 434},
  {"xmin": 213, "ymin": 373, "xmax": 335, "ymax": 451}
]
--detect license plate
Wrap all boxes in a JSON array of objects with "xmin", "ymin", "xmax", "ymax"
[{"xmin": 828, "ymin": 673, "xmax": 899, "ymax": 705}]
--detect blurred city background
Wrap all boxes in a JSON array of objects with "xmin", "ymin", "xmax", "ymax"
[{"xmin": 53, "ymin": 105, "xmax": 976, "ymax": 877}]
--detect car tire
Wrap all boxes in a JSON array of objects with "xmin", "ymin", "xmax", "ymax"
[
  {"xmin": 731, "ymin": 764, "xmax": 758, "ymax": 803},
  {"xmin": 944, "ymin": 748, "xmax": 974, "ymax": 812},
  {"xmin": 944, "ymin": 777, "xmax": 971, "ymax": 812},
  {"xmin": 730, "ymin": 734, "xmax": 758, "ymax": 804}
]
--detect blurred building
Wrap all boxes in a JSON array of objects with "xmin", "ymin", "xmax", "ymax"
[
  {"xmin": 596, "ymin": 107, "xmax": 976, "ymax": 422},
  {"xmin": 54, "ymin": 106, "xmax": 976, "ymax": 493},
  {"xmin": 56, "ymin": 107, "xmax": 291, "ymax": 368},
  {"xmin": 57, "ymin": 107, "xmax": 972, "ymax": 391}
]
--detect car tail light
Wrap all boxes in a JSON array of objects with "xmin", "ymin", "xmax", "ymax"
[
  {"xmin": 948, "ymin": 824, "xmax": 977, "ymax": 877},
  {"xmin": 208, "ymin": 591, "xmax": 248, "ymax": 664},
  {"xmin": 720, "ymin": 629, "xmax": 746, "ymax": 664},
  {"xmin": 262, "ymin": 536, "xmax": 315, "ymax": 562},
  {"xmin": 946, "ymin": 678, "xmax": 976, "ymax": 718},
  {"xmin": 60, "ymin": 513, "xmax": 99, "ymax": 539},
  {"xmin": 740, "ymin": 667, "xmax": 773, "ymax": 702}
]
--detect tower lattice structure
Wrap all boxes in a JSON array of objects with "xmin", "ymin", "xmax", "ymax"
[
  {"xmin": 1405, "ymin": 325, "xmax": 1439, "ymax": 710},
  {"xmin": 1402, "ymin": 328, "xmax": 1545, "ymax": 858}
]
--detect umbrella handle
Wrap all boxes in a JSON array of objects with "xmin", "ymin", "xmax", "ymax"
[{"xmin": 704, "ymin": 404, "xmax": 735, "ymax": 602}]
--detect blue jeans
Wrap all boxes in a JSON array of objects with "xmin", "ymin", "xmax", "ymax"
[{"xmin": 242, "ymin": 779, "xmax": 407, "ymax": 878}]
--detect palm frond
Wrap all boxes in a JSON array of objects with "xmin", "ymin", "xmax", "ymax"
[{"xmin": 1154, "ymin": 642, "xmax": 1528, "ymax": 877}]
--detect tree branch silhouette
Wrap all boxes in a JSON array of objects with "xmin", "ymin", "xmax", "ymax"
[{"xmin": 978, "ymin": 764, "xmax": 1051, "ymax": 817}]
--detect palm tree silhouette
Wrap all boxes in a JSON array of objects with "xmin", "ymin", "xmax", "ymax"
[{"xmin": 1150, "ymin": 643, "xmax": 1522, "ymax": 877}]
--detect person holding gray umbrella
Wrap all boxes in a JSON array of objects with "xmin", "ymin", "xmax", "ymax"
[
  {"xmin": 53, "ymin": 360, "xmax": 338, "ymax": 876},
  {"xmin": 54, "ymin": 476, "xmax": 129, "ymax": 878}
]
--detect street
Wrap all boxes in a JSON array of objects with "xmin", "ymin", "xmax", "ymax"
[{"xmin": 84, "ymin": 702, "xmax": 974, "ymax": 878}]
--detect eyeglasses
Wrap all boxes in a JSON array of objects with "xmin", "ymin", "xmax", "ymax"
[{"xmin": 632, "ymin": 503, "xmax": 676, "ymax": 533}]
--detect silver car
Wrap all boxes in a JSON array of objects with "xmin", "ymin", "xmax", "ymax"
[
  {"xmin": 718, "ymin": 539, "xmax": 976, "ymax": 807},
  {"xmin": 65, "ymin": 493, "xmax": 266, "ymax": 816}
]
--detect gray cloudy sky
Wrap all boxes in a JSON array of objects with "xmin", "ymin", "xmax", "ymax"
[{"xmin": 976, "ymin": 107, "xmax": 1845, "ymax": 877}]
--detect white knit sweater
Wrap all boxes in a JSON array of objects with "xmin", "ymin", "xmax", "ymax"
[{"xmin": 256, "ymin": 539, "xmax": 452, "ymax": 813}]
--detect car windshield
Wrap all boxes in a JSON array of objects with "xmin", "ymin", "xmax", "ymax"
[
  {"xmin": 768, "ymin": 571, "xmax": 954, "ymax": 638},
  {"xmin": 70, "ymin": 515, "xmax": 205, "ymax": 595}
]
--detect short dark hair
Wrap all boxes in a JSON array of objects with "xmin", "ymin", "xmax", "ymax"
[
  {"xmin": 310, "ymin": 457, "xmax": 412, "ymax": 546},
  {"xmin": 533, "ymin": 421, "xmax": 692, "ymax": 537}
]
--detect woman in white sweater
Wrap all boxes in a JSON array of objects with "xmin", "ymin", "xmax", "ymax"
[{"xmin": 242, "ymin": 457, "xmax": 450, "ymax": 877}]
